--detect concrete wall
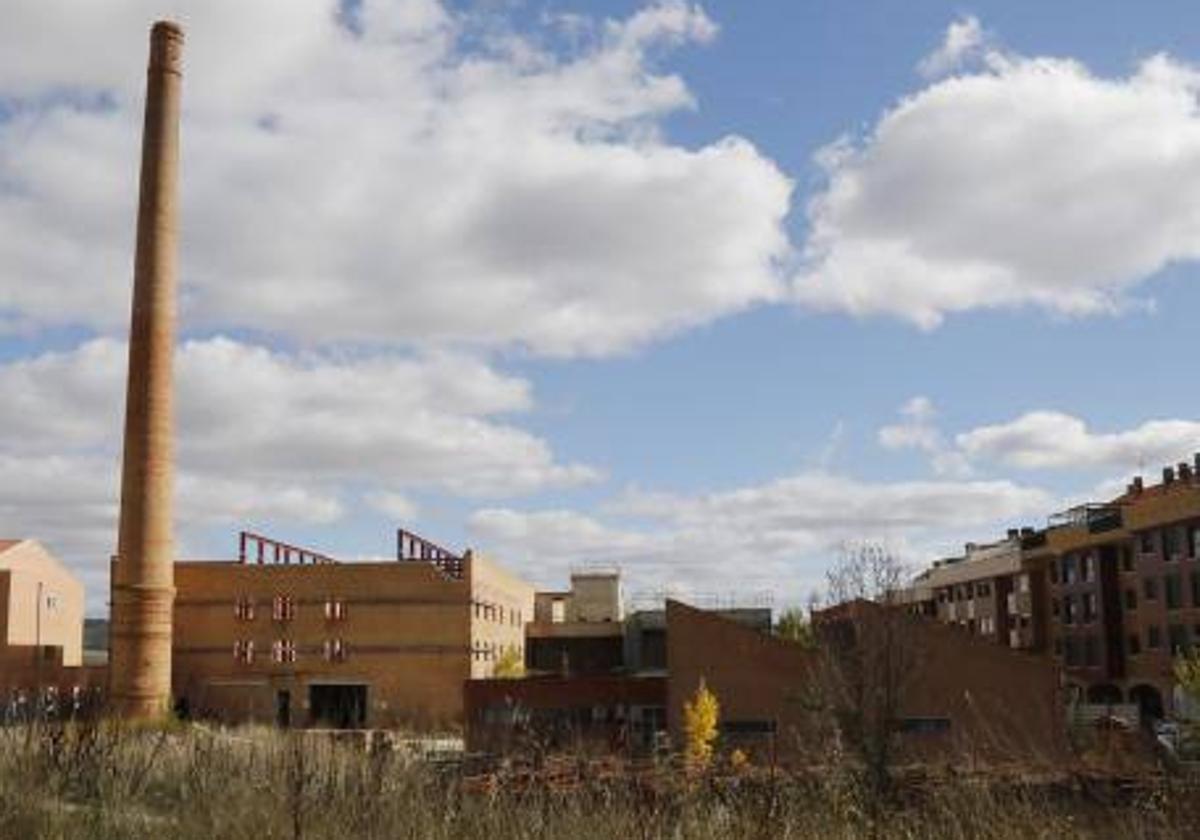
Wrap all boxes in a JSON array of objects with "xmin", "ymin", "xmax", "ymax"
[{"xmin": 0, "ymin": 541, "xmax": 85, "ymax": 666}]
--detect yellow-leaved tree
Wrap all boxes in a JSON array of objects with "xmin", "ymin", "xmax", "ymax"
[
  {"xmin": 493, "ymin": 646, "xmax": 525, "ymax": 678},
  {"xmin": 682, "ymin": 678, "xmax": 720, "ymax": 768}
]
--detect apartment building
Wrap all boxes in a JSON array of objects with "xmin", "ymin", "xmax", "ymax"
[
  {"xmin": 905, "ymin": 454, "xmax": 1200, "ymax": 720},
  {"xmin": 173, "ymin": 529, "xmax": 533, "ymax": 729},
  {"xmin": 919, "ymin": 534, "xmax": 1042, "ymax": 651}
]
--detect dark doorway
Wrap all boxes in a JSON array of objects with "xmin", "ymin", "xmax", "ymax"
[
  {"xmin": 1129, "ymin": 684, "xmax": 1165, "ymax": 721},
  {"xmin": 276, "ymin": 690, "xmax": 291, "ymax": 728},
  {"xmin": 309, "ymin": 684, "xmax": 367, "ymax": 729}
]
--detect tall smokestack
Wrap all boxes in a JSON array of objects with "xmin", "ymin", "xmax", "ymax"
[{"xmin": 109, "ymin": 21, "xmax": 183, "ymax": 718}]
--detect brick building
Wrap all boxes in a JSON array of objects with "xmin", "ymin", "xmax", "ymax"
[
  {"xmin": 904, "ymin": 455, "xmax": 1200, "ymax": 720},
  {"xmin": 172, "ymin": 529, "xmax": 533, "ymax": 728}
]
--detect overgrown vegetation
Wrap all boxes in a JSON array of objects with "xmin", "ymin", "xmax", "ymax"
[{"xmin": 0, "ymin": 722, "xmax": 1196, "ymax": 840}]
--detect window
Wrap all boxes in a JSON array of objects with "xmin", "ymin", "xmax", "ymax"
[
  {"xmin": 324, "ymin": 598, "xmax": 347, "ymax": 621},
  {"xmin": 898, "ymin": 717, "xmax": 951, "ymax": 734},
  {"xmin": 1082, "ymin": 592, "xmax": 1097, "ymax": 623},
  {"xmin": 1140, "ymin": 531, "xmax": 1156, "ymax": 555},
  {"xmin": 1124, "ymin": 589, "xmax": 1137, "ymax": 611},
  {"xmin": 1053, "ymin": 636, "xmax": 1063, "ymax": 657},
  {"xmin": 233, "ymin": 640, "xmax": 255, "ymax": 663},
  {"xmin": 1083, "ymin": 635, "xmax": 1098, "ymax": 667},
  {"xmin": 976, "ymin": 582, "xmax": 991, "ymax": 597},
  {"xmin": 1082, "ymin": 554, "xmax": 1094, "ymax": 583},
  {"xmin": 272, "ymin": 595, "xmax": 296, "ymax": 621},
  {"xmin": 271, "ymin": 639, "xmax": 297, "ymax": 663},
  {"xmin": 1063, "ymin": 636, "xmax": 1080, "ymax": 667},
  {"xmin": 1051, "ymin": 598, "xmax": 1060, "ymax": 619},
  {"xmin": 234, "ymin": 597, "xmax": 255, "ymax": 621},
  {"xmin": 1019, "ymin": 574, "xmax": 1030, "ymax": 593},
  {"xmin": 1120, "ymin": 545, "xmax": 1134, "ymax": 572},
  {"xmin": 1062, "ymin": 595, "xmax": 1075, "ymax": 625},
  {"xmin": 1144, "ymin": 577, "xmax": 1158, "ymax": 601},
  {"xmin": 323, "ymin": 639, "xmax": 347, "ymax": 662},
  {"xmin": 1148, "ymin": 625, "xmax": 1162, "ymax": 650},
  {"xmin": 1168, "ymin": 624, "xmax": 1189, "ymax": 655},
  {"xmin": 1049, "ymin": 564, "xmax": 1060, "ymax": 585},
  {"xmin": 1192, "ymin": 572, "xmax": 1200, "ymax": 608},
  {"xmin": 1063, "ymin": 556, "xmax": 1077, "ymax": 585},
  {"xmin": 1164, "ymin": 527, "xmax": 1182, "ymax": 560},
  {"xmin": 1128, "ymin": 633, "xmax": 1141, "ymax": 655},
  {"xmin": 1192, "ymin": 526, "xmax": 1200, "ymax": 560},
  {"xmin": 1166, "ymin": 575, "xmax": 1183, "ymax": 610}
]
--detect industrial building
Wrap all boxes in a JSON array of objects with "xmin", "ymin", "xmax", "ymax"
[
  {"xmin": 172, "ymin": 529, "xmax": 532, "ymax": 728},
  {"xmin": 467, "ymin": 597, "xmax": 1068, "ymax": 767}
]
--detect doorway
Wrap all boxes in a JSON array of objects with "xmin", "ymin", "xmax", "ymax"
[{"xmin": 308, "ymin": 684, "xmax": 367, "ymax": 729}]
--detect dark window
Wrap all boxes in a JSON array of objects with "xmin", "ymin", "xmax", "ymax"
[
  {"xmin": 721, "ymin": 720, "xmax": 777, "ymax": 734},
  {"xmin": 1124, "ymin": 589, "xmax": 1137, "ymax": 611},
  {"xmin": 1083, "ymin": 635, "xmax": 1099, "ymax": 667},
  {"xmin": 1165, "ymin": 528, "xmax": 1181, "ymax": 560},
  {"xmin": 1140, "ymin": 531, "xmax": 1156, "ymax": 555},
  {"xmin": 1082, "ymin": 592, "xmax": 1097, "ymax": 622},
  {"xmin": 1120, "ymin": 545, "xmax": 1134, "ymax": 572},
  {"xmin": 1051, "ymin": 598, "xmax": 1060, "ymax": 618},
  {"xmin": 1166, "ymin": 574, "xmax": 1182, "ymax": 610},
  {"xmin": 1169, "ymin": 624, "xmax": 1189, "ymax": 654},
  {"xmin": 1148, "ymin": 625, "xmax": 1162, "ymax": 649},
  {"xmin": 976, "ymin": 582, "xmax": 990, "ymax": 597},
  {"xmin": 1064, "ymin": 636, "xmax": 1081, "ymax": 667},
  {"xmin": 1128, "ymin": 633, "xmax": 1141, "ymax": 656},
  {"xmin": 1062, "ymin": 595, "xmax": 1075, "ymax": 625},
  {"xmin": 1049, "ymin": 564, "xmax": 1059, "ymax": 585},
  {"xmin": 1191, "ymin": 572, "xmax": 1200, "ymax": 608},
  {"xmin": 1053, "ymin": 637, "xmax": 1063, "ymax": 657},
  {"xmin": 1144, "ymin": 577, "xmax": 1158, "ymax": 600},
  {"xmin": 898, "ymin": 717, "xmax": 951, "ymax": 734},
  {"xmin": 1191, "ymin": 526, "xmax": 1200, "ymax": 559}
]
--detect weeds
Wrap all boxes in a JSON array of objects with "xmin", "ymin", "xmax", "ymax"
[{"xmin": 0, "ymin": 723, "xmax": 1195, "ymax": 839}]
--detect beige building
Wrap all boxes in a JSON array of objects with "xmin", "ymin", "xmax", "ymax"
[
  {"xmin": 0, "ymin": 540, "xmax": 84, "ymax": 667},
  {"xmin": 172, "ymin": 530, "xmax": 532, "ymax": 729}
]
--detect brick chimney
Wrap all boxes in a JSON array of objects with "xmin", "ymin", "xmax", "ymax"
[{"xmin": 109, "ymin": 21, "xmax": 183, "ymax": 719}]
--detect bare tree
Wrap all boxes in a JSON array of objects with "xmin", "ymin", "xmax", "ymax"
[{"xmin": 811, "ymin": 542, "xmax": 917, "ymax": 797}]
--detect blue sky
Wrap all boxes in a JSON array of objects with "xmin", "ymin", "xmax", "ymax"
[{"xmin": 4, "ymin": 1, "xmax": 1200, "ymax": 613}]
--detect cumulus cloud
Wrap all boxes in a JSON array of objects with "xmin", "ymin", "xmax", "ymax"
[
  {"xmin": 469, "ymin": 472, "xmax": 1051, "ymax": 599},
  {"xmin": 796, "ymin": 37, "xmax": 1200, "ymax": 327},
  {"xmin": 0, "ymin": 0, "xmax": 791, "ymax": 356},
  {"xmin": 0, "ymin": 336, "xmax": 597, "ymax": 603},
  {"xmin": 917, "ymin": 15, "xmax": 985, "ymax": 79},
  {"xmin": 956, "ymin": 411, "xmax": 1200, "ymax": 471}
]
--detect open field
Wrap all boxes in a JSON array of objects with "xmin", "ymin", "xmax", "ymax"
[{"xmin": 0, "ymin": 724, "xmax": 1197, "ymax": 840}]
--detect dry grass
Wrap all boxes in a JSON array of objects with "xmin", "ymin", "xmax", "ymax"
[{"xmin": 0, "ymin": 722, "xmax": 1195, "ymax": 840}]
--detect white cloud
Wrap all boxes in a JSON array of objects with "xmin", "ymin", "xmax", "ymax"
[
  {"xmin": 878, "ymin": 396, "xmax": 971, "ymax": 477},
  {"xmin": 0, "ymin": 0, "xmax": 791, "ymax": 357},
  {"xmin": 364, "ymin": 490, "xmax": 419, "ymax": 522},
  {"xmin": 917, "ymin": 15, "xmax": 985, "ymax": 79},
  {"xmin": 0, "ymin": 335, "xmax": 598, "ymax": 603},
  {"xmin": 879, "ymin": 395, "xmax": 940, "ymax": 452},
  {"xmin": 469, "ymin": 472, "xmax": 1051, "ymax": 599},
  {"xmin": 796, "ymin": 43, "xmax": 1200, "ymax": 327},
  {"xmin": 956, "ymin": 411, "xmax": 1200, "ymax": 471}
]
